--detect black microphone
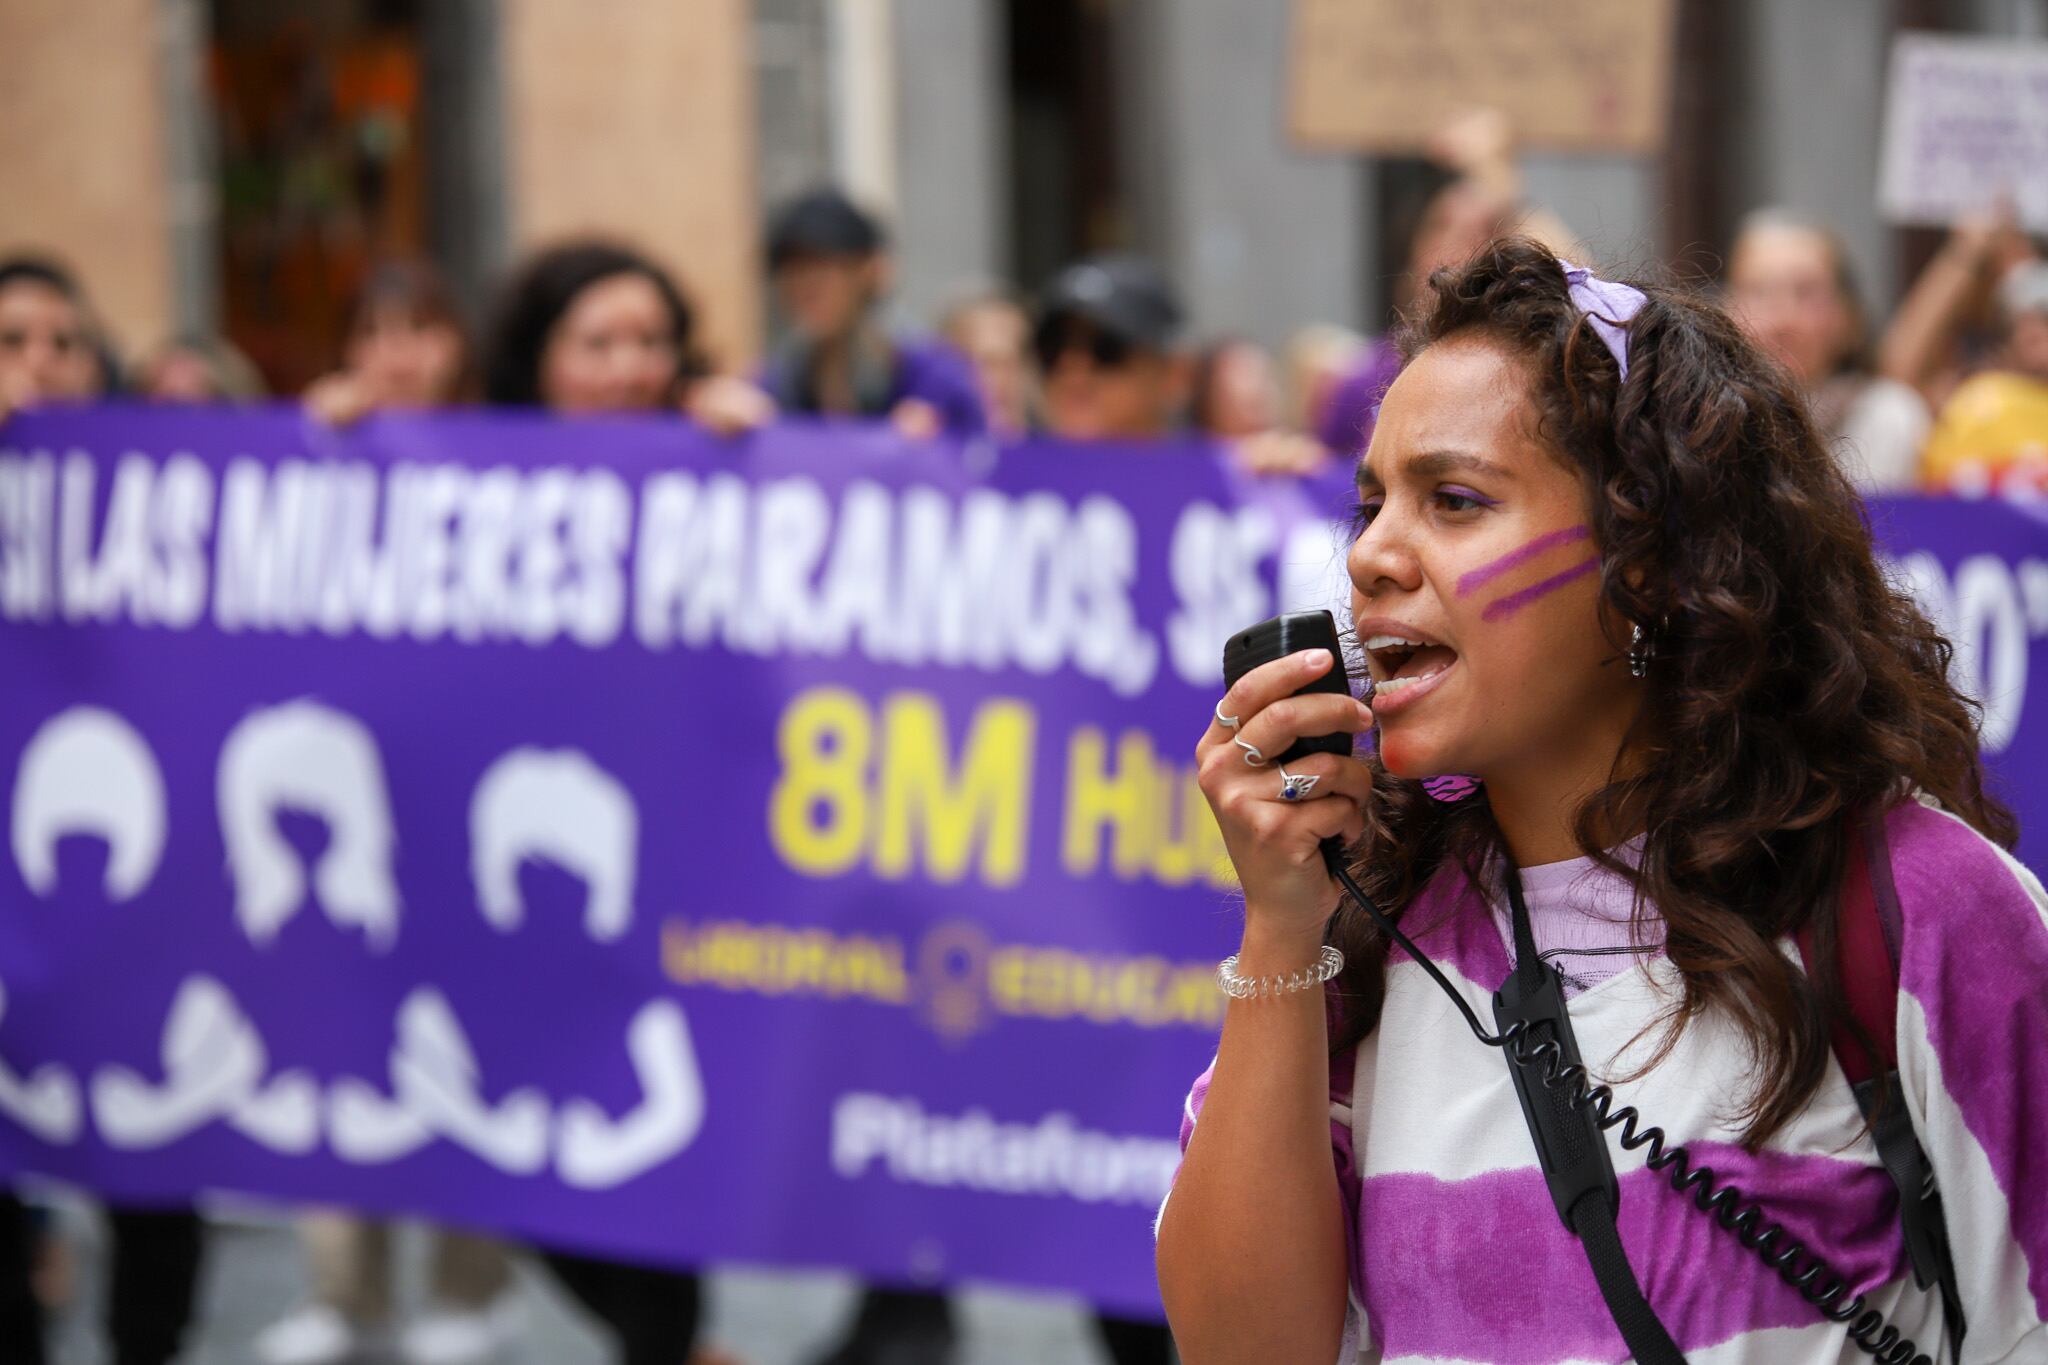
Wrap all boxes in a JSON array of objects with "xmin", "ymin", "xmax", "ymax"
[
  {"xmin": 1219, "ymin": 610, "xmax": 1354, "ymax": 765},
  {"xmin": 1221, "ymin": 609, "xmax": 1358, "ymax": 870}
]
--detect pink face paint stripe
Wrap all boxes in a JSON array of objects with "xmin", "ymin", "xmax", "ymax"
[
  {"xmin": 1455, "ymin": 524, "xmax": 1593, "ymax": 596},
  {"xmin": 1480, "ymin": 555, "xmax": 1601, "ymax": 621}
]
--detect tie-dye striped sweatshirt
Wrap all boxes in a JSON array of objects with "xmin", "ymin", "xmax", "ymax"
[{"xmin": 1170, "ymin": 795, "xmax": 2048, "ymax": 1362}]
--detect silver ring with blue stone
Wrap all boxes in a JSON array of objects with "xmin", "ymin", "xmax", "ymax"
[{"xmin": 1276, "ymin": 763, "xmax": 1320, "ymax": 802}]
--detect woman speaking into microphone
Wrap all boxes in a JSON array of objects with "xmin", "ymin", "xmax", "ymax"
[{"xmin": 1155, "ymin": 239, "xmax": 2047, "ymax": 1363}]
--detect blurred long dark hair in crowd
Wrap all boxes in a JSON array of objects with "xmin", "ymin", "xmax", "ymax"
[{"xmin": 482, "ymin": 241, "xmax": 705, "ymax": 410}]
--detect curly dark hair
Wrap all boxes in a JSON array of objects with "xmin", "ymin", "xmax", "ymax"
[
  {"xmin": 481, "ymin": 241, "xmax": 706, "ymax": 408},
  {"xmin": 1329, "ymin": 236, "xmax": 2015, "ymax": 1147}
]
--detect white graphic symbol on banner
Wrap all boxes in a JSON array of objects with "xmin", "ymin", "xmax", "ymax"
[
  {"xmin": 557, "ymin": 999, "xmax": 705, "ymax": 1189},
  {"xmin": 91, "ymin": 975, "xmax": 319, "ymax": 1152},
  {"xmin": 12, "ymin": 706, "xmax": 167, "ymax": 901},
  {"xmin": 470, "ymin": 748, "xmax": 639, "ymax": 943},
  {"xmin": 218, "ymin": 700, "xmax": 401, "ymax": 950},
  {"xmin": 0, "ymin": 979, "xmax": 81, "ymax": 1144},
  {"xmin": 458, "ymin": 746, "xmax": 702, "ymax": 1186},
  {"xmin": 329, "ymin": 987, "xmax": 550, "ymax": 1173}
]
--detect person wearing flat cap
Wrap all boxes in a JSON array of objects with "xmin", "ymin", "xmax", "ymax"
[
  {"xmin": 758, "ymin": 186, "xmax": 988, "ymax": 439},
  {"xmin": 803, "ymin": 271, "xmax": 1189, "ymax": 1365},
  {"xmin": 1034, "ymin": 253, "xmax": 1190, "ymax": 442}
]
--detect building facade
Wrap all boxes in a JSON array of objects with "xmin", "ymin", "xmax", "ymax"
[{"xmin": 2, "ymin": 0, "xmax": 2042, "ymax": 386}]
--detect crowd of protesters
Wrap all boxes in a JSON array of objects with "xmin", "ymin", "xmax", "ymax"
[
  {"xmin": 3, "ymin": 120, "xmax": 2047, "ymax": 1365},
  {"xmin": 7, "ymin": 186, "xmax": 2046, "ymax": 513}
]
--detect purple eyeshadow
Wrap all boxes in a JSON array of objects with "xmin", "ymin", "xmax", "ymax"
[{"xmin": 1442, "ymin": 484, "xmax": 1500, "ymax": 507}]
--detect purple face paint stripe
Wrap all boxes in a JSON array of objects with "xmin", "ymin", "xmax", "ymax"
[
  {"xmin": 1480, "ymin": 555, "xmax": 1602, "ymax": 622},
  {"xmin": 1456, "ymin": 524, "xmax": 1593, "ymax": 596}
]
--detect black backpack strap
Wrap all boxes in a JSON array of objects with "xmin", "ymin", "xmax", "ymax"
[
  {"xmin": 1497, "ymin": 872, "xmax": 1687, "ymax": 1364},
  {"xmin": 1798, "ymin": 809, "xmax": 1966, "ymax": 1355},
  {"xmin": 1568, "ymin": 1183, "xmax": 1686, "ymax": 1363}
]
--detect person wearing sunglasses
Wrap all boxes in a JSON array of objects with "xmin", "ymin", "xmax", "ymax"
[{"xmin": 1034, "ymin": 254, "xmax": 1189, "ymax": 443}]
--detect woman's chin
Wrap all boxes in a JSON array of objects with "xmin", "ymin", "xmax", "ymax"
[{"xmin": 1378, "ymin": 732, "xmax": 1460, "ymax": 780}]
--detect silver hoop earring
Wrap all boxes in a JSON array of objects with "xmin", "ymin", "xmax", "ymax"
[{"xmin": 1628, "ymin": 623, "xmax": 1651, "ymax": 678}]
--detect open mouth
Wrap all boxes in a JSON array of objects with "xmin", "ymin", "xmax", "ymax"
[{"xmin": 1364, "ymin": 632, "xmax": 1459, "ymax": 697}]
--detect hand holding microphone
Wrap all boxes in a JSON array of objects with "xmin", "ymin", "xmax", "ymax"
[{"xmin": 1197, "ymin": 611, "xmax": 1375, "ymax": 948}]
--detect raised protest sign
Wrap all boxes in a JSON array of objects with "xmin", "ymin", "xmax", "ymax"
[
  {"xmin": 0, "ymin": 409, "xmax": 2043, "ymax": 1318},
  {"xmin": 1288, "ymin": 0, "xmax": 1677, "ymax": 154},
  {"xmin": 1880, "ymin": 33, "xmax": 2048, "ymax": 233}
]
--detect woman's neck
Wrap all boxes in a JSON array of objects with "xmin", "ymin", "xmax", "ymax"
[
  {"xmin": 1486, "ymin": 779, "xmax": 1604, "ymax": 867},
  {"xmin": 1482, "ymin": 707, "xmax": 1646, "ymax": 868}
]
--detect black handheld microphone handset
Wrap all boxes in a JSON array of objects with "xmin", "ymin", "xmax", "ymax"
[
  {"xmin": 1219, "ymin": 610, "xmax": 1353, "ymax": 765},
  {"xmin": 1217, "ymin": 612, "xmax": 1933, "ymax": 1365},
  {"xmin": 1220, "ymin": 610, "xmax": 1356, "ymax": 877}
]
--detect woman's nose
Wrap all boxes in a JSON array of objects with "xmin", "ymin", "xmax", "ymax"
[{"xmin": 1347, "ymin": 515, "xmax": 1418, "ymax": 596}]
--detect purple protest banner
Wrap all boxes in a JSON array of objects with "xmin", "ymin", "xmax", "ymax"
[
  {"xmin": 0, "ymin": 408, "xmax": 2041, "ymax": 1320},
  {"xmin": 0, "ymin": 405, "xmax": 1353, "ymax": 1319}
]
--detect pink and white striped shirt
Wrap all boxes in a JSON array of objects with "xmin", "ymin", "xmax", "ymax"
[{"xmin": 1170, "ymin": 795, "xmax": 2048, "ymax": 1363}]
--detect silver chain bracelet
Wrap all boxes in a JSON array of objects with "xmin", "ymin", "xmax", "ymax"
[{"xmin": 1216, "ymin": 944, "xmax": 1344, "ymax": 1000}]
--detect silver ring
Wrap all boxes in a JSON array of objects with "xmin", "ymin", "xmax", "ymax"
[
  {"xmin": 1214, "ymin": 701, "xmax": 1241, "ymax": 731},
  {"xmin": 1277, "ymin": 763, "xmax": 1321, "ymax": 802},
  {"xmin": 1234, "ymin": 737, "xmax": 1267, "ymax": 767}
]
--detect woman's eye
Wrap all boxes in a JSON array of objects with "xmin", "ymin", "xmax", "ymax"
[{"xmin": 1435, "ymin": 488, "xmax": 1491, "ymax": 514}]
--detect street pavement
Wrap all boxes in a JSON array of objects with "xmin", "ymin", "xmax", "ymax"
[{"xmin": 39, "ymin": 1193, "xmax": 1123, "ymax": 1365}]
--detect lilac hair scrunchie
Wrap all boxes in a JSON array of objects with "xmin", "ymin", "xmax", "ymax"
[{"xmin": 1560, "ymin": 260, "xmax": 1647, "ymax": 383}]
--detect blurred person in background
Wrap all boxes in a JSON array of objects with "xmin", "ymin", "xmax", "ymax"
[
  {"xmin": 260, "ymin": 259, "xmax": 524, "ymax": 1365},
  {"xmin": 1880, "ymin": 204, "xmax": 2040, "ymax": 413},
  {"xmin": 1192, "ymin": 337, "xmax": 1330, "ymax": 477},
  {"xmin": 760, "ymin": 187, "xmax": 986, "ymax": 439},
  {"xmin": 1919, "ymin": 259, "xmax": 2048, "ymax": 495},
  {"xmin": 284, "ymin": 243, "xmax": 731, "ymax": 1365},
  {"xmin": 807, "ymin": 251, "xmax": 1188, "ymax": 1365},
  {"xmin": 485, "ymin": 241, "xmax": 703, "ymax": 413},
  {"xmin": 136, "ymin": 334, "xmax": 266, "ymax": 403},
  {"xmin": 1283, "ymin": 324, "xmax": 1367, "ymax": 441},
  {"xmin": 480, "ymin": 237, "xmax": 731, "ymax": 1365},
  {"xmin": 1725, "ymin": 209, "xmax": 1929, "ymax": 492},
  {"xmin": 1191, "ymin": 338, "xmax": 1282, "ymax": 440},
  {"xmin": 255, "ymin": 1212, "xmax": 518, "ymax": 1365},
  {"xmin": 1034, "ymin": 253, "xmax": 1188, "ymax": 444},
  {"xmin": 0, "ymin": 255, "xmax": 206, "ymax": 1365},
  {"xmin": 1318, "ymin": 108, "xmax": 1583, "ymax": 461},
  {"xmin": 483, "ymin": 237, "xmax": 769, "ymax": 439},
  {"xmin": 303, "ymin": 258, "xmax": 471, "ymax": 421},
  {"xmin": 940, "ymin": 287, "xmax": 1034, "ymax": 439},
  {"xmin": 0, "ymin": 257, "xmax": 110, "ymax": 419},
  {"xmin": 1036, "ymin": 251, "xmax": 1185, "ymax": 1365}
]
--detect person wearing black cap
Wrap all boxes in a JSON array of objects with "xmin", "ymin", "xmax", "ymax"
[
  {"xmin": 1034, "ymin": 254, "xmax": 1189, "ymax": 442},
  {"xmin": 760, "ymin": 187, "xmax": 988, "ymax": 439},
  {"xmin": 1037, "ymin": 258, "xmax": 1189, "ymax": 1365}
]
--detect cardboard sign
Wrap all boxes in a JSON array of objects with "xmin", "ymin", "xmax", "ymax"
[
  {"xmin": 1288, "ymin": 0, "xmax": 1676, "ymax": 154},
  {"xmin": 1879, "ymin": 33, "xmax": 2048, "ymax": 232}
]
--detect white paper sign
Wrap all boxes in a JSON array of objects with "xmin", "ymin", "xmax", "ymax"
[{"xmin": 1880, "ymin": 33, "xmax": 2048, "ymax": 232}]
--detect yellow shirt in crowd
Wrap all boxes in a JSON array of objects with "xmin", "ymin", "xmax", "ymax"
[{"xmin": 1919, "ymin": 370, "xmax": 2048, "ymax": 495}]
